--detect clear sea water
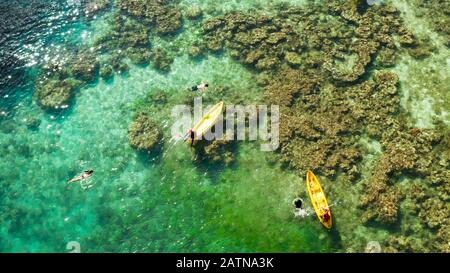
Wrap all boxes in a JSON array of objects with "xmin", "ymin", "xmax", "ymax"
[{"xmin": 0, "ymin": 0, "xmax": 448, "ymax": 252}]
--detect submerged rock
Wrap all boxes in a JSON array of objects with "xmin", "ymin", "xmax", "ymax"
[
  {"xmin": 419, "ymin": 198, "xmax": 448, "ymax": 229},
  {"xmin": 128, "ymin": 113, "xmax": 162, "ymax": 151},
  {"xmin": 127, "ymin": 48, "xmax": 152, "ymax": 65},
  {"xmin": 84, "ymin": 0, "xmax": 112, "ymax": 18},
  {"xmin": 118, "ymin": 0, "xmax": 182, "ymax": 34},
  {"xmin": 24, "ymin": 117, "xmax": 41, "ymax": 131},
  {"xmin": 71, "ymin": 52, "xmax": 99, "ymax": 82},
  {"xmin": 34, "ymin": 77, "xmax": 82, "ymax": 110},
  {"xmin": 99, "ymin": 64, "xmax": 114, "ymax": 80},
  {"xmin": 284, "ymin": 51, "xmax": 302, "ymax": 66},
  {"xmin": 192, "ymin": 137, "xmax": 236, "ymax": 167},
  {"xmin": 151, "ymin": 47, "xmax": 173, "ymax": 71},
  {"xmin": 188, "ymin": 46, "xmax": 201, "ymax": 57},
  {"xmin": 185, "ymin": 6, "xmax": 203, "ymax": 20}
]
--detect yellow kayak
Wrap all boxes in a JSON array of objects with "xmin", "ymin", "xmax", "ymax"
[
  {"xmin": 306, "ymin": 170, "xmax": 332, "ymax": 229},
  {"xmin": 186, "ymin": 101, "xmax": 224, "ymax": 145}
]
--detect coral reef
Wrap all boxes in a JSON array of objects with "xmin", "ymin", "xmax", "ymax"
[
  {"xmin": 95, "ymin": 15, "xmax": 151, "ymax": 72},
  {"xmin": 202, "ymin": 1, "xmax": 411, "ymax": 83},
  {"xmin": 128, "ymin": 112, "xmax": 162, "ymax": 151},
  {"xmin": 100, "ymin": 64, "xmax": 114, "ymax": 80},
  {"xmin": 436, "ymin": 225, "xmax": 450, "ymax": 253},
  {"xmin": 284, "ymin": 52, "xmax": 302, "ymax": 67},
  {"xmin": 71, "ymin": 51, "xmax": 99, "ymax": 82},
  {"xmin": 92, "ymin": 0, "xmax": 185, "ymax": 74},
  {"xmin": 262, "ymin": 68, "xmax": 364, "ymax": 179},
  {"xmin": 24, "ymin": 117, "xmax": 41, "ymax": 131},
  {"xmin": 34, "ymin": 77, "xmax": 82, "ymax": 110},
  {"xmin": 25, "ymin": 0, "xmax": 448, "ymax": 252},
  {"xmin": 384, "ymin": 235, "xmax": 424, "ymax": 253},
  {"xmin": 201, "ymin": 0, "xmax": 449, "ymax": 251},
  {"xmin": 375, "ymin": 47, "xmax": 397, "ymax": 67},
  {"xmin": 118, "ymin": 0, "xmax": 182, "ymax": 34},
  {"xmin": 193, "ymin": 138, "xmax": 236, "ymax": 167},
  {"xmin": 350, "ymin": 0, "xmax": 370, "ymax": 14},
  {"xmin": 150, "ymin": 47, "xmax": 173, "ymax": 71},
  {"xmin": 33, "ymin": 50, "xmax": 101, "ymax": 110},
  {"xmin": 185, "ymin": 6, "xmax": 203, "ymax": 20},
  {"xmin": 127, "ymin": 48, "xmax": 152, "ymax": 65},
  {"xmin": 188, "ymin": 45, "xmax": 204, "ymax": 58},
  {"xmin": 361, "ymin": 188, "xmax": 401, "ymax": 224},
  {"xmin": 413, "ymin": 0, "xmax": 450, "ymax": 47},
  {"xmin": 419, "ymin": 198, "xmax": 449, "ymax": 229},
  {"xmin": 359, "ymin": 127, "xmax": 446, "ymax": 225},
  {"xmin": 83, "ymin": 0, "xmax": 112, "ymax": 19}
]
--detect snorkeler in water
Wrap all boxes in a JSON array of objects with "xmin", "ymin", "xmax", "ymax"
[
  {"xmin": 293, "ymin": 197, "xmax": 309, "ymax": 218},
  {"xmin": 67, "ymin": 169, "xmax": 94, "ymax": 184},
  {"xmin": 190, "ymin": 81, "xmax": 209, "ymax": 92}
]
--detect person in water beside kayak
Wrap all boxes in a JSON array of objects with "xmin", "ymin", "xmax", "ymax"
[
  {"xmin": 294, "ymin": 198, "xmax": 303, "ymax": 209},
  {"xmin": 293, "ymin": 197, "xmax": 308, "ymax": 218},
  {"xmin": 67, "ymin": 170, "xmax": 94, "ymax": 184},
  {"xmin": 190, "ymin": 81, "xmax": 209, "ymax": 92}
]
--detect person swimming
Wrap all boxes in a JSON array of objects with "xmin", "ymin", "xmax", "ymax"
[
  {"xmin": 67, "ymin": 169, "xmax": 94, "ymax": 184},
  {"xmin": 293, "ymin": 197, "xmax": 308, "ymax": 218},
  {"xmin": 190, "ymin": 81, "xmax": 209, "ymax": 92},
  {"xmin": 294, "ymin": 198, "xmax": 303, "ymax": 209}
]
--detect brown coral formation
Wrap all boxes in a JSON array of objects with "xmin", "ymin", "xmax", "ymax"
[
  {"xmin": 84, "ymin": 0, "xmax": 112, "ymax": 19},
  {"xmin": 192, "ymin": 138, "xmax": 237, "ymax": 167},
  {"xmin": 202, "ymin": 1, "xmax": 413, "ymax": 83},
  {"xmin": 71, "ymin": 51, "xmax": 100, "ymax": 82},
  {"xmin": 384, "ymin": 235, "xmax": 424, "ymax": 253},
  {"xmin": 92, "ymin": 0, "xmax": 184, "ymax": 75},
  {"xmin": 34, "ymin": 78, "xmax": 82, "ymax": 110},
  {"xmin": 150, "ymin": 47, "xmax": 174, "ymax": 71},
  {"xmin": 118, "ymin": 0, "xmax": 182, "ymax": 34},
  {"xmin": 413, "ymin": 0, "xmax": 450, "ymax": 47},
  {"xmin": 128, "ymin": 112, "xmax": 162, "ymax": 151},
  {"xmin": 33, "ymin": 50, "xmax": 100, "ymax": 110}
]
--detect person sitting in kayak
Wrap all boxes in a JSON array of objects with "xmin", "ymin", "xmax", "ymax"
[
  {"xmin": 67, "ymin": 170, "xmax": 94, "ymax": 184},
  {"xmin": 322, "ymin": 208, "xmax": 331, "ymax": 222},
  {"xmin": 183, "ymin": 129, "xmax": 196, "ymax": 146},
  {"xmin": 190, "ymin": 81, "xmax": 209, "ymax": 92}
]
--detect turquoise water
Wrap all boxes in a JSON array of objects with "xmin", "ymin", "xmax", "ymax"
[
  {"xmin": 0, "ymin": 0, "xmax": 448, "ymax": 253},
  {"xmin": 0, "ymin": 58, "xmax": 331, "ymax": 252}
]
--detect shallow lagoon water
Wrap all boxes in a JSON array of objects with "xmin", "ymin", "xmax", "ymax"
[
  {"xmin": 0, "ymin": 0, "xmax": 449, "ymax": 253},
  {"xmin": 0, "ymin": 16, "xmax": 330, "ymax": 252}
]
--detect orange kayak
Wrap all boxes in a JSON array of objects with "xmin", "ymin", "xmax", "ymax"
[{"xmin": 306, "ymin": 170, "xmax": 332, "ymax": 229}]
